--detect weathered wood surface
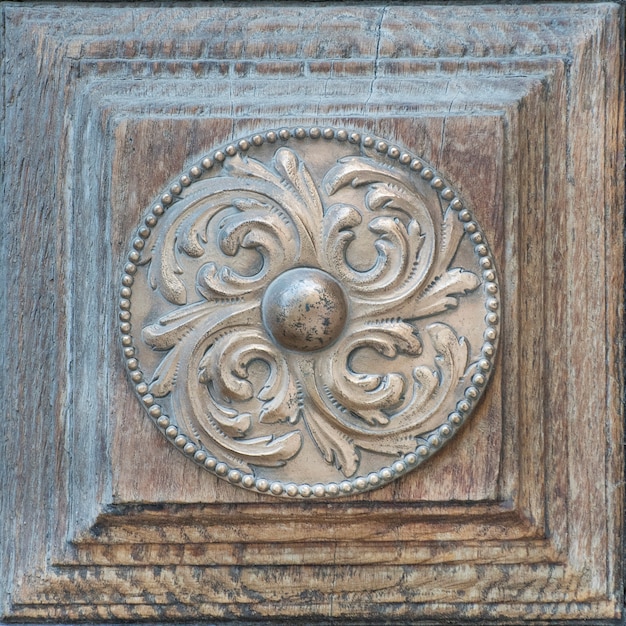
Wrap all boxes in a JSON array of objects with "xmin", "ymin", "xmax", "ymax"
[{"xmin": 0, "ymin": 3, "xmax": 623, "ymax": 623}]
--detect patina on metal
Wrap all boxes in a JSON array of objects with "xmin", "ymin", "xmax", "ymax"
[
  {"xmin": 120, "ymin": 127, "xmax": 500, "ymax": 498},
  {"xmin": 262, "ymin": 268, "xmax": 348, "ymax": 353}
]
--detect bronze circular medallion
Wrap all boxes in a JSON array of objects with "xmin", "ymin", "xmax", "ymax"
[{"xmin": 120, "ymin": 127, "xmax": 500, "ymax": 498}]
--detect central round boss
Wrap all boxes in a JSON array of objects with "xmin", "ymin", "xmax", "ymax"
[{"xmin": 262, "ymin": 268, "xmax": 348, "ymax": 352}]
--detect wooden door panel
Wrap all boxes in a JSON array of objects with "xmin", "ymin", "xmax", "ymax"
[{"xmin": 1, "ymin": 4, "xmax": 622, "ymax": 623}]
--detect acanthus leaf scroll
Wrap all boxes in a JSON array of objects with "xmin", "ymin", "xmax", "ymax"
[{"xmin": 121, "ymin": 128, "xmax": 500, "ymax": 498}]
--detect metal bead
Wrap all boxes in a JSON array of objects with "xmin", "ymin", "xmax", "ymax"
[
  {"xmin": 379, "ymin": 468, "xmax": 393, "ymax": 481},
  {"xmin": 142, "ymin": 394, "xmax": 154, "ymax": 406},
  {"xmin": 194, "ymin": 450, "xmax": 207, "ymax": 462},
  {"xmin": 354, "ymin": 477, "xmax": 367, "ymax": 490},
  {"xmin": 457, "ymin": 400, "xmax": 470, "ymax": 412},
  {"xmin": 215, "ymin": 463, "xmax": 228, "ymax": 475},
  {"xmin": 483, "ymin": 342, "xmax": 495, "ymax": 356},
  {"xmin": 473, "ymin": 373, "xmax": 486, "ymax": 386},
  {"xmin": 228, "ymin": 470, "xmax": 242, "ymax": 483},
  {"xmin": 393, "ymin": 461, "xmax": 406, "ymax": 474},
  {"xmin": 270, "ymin": 481, "xmax": 284, "ymax": 494},
  {"xmin": 441, "ymin": 188, "xmax": 455, "ymax": 200},
  {"xmin": 465, "ymin": 386, "xmax": 479, "ymax": 399},
  {"xmin": 449, "ymin": 412, "xmax": 462, "ymax": 424},
  {"xmin": 367, "ymin": 473, "xmax": 380, "ymax": 485},
  {"xmin": 484, "ymin": 270, "xmax": 496, "ymax": 281}
]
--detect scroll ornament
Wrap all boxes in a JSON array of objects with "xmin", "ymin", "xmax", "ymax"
[{"xmin": 120, "ymin": 127, "xmax": 500, "ymax": 498}]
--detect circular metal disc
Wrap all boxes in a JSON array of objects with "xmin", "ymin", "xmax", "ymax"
[{"xmin": 120, "ymin": 127, "xmax": 500, "ymax": 499}]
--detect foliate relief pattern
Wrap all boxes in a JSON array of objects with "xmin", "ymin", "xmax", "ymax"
[{"xmin": 120, "ymin": 128, "xmax": 500, "ymax": 498}]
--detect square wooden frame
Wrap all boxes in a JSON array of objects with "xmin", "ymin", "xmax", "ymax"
[{"xmin": 1, "ymin": 4, "xmax": 623, "ymax": 623}]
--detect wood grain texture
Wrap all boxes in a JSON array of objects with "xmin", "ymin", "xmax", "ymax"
[{"xmin": 0, "ymin": 3, "xmax": 623, "ymax": 623}]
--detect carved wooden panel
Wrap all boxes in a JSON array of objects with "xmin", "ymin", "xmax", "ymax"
[{"xmin": 1, "ymin": 3, "xmax": 623, "ymax": 623}]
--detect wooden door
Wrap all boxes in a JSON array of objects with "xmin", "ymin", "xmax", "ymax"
[{"xmin": 1, "ymin": 3, "xmax": 623, "ymax": 623}]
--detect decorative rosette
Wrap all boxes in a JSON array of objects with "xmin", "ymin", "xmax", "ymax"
[{"xmin": 120, "ymin": 127, "xmax": 499, "ymax": 498}]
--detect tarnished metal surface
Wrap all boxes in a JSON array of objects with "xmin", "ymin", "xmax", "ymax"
[{"xmin": 120, "ymin": 127, "xmax": 500, "ymax": 498}]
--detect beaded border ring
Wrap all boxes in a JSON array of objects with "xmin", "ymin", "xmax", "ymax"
[{"xmin": 119, "ymin": 127, "xmax": 500, "ymax": 499}]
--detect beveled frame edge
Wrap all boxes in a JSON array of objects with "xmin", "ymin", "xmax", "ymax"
[{"xmin": 1, "ymin": 4, "xmax": 623, "ymax": 623}]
